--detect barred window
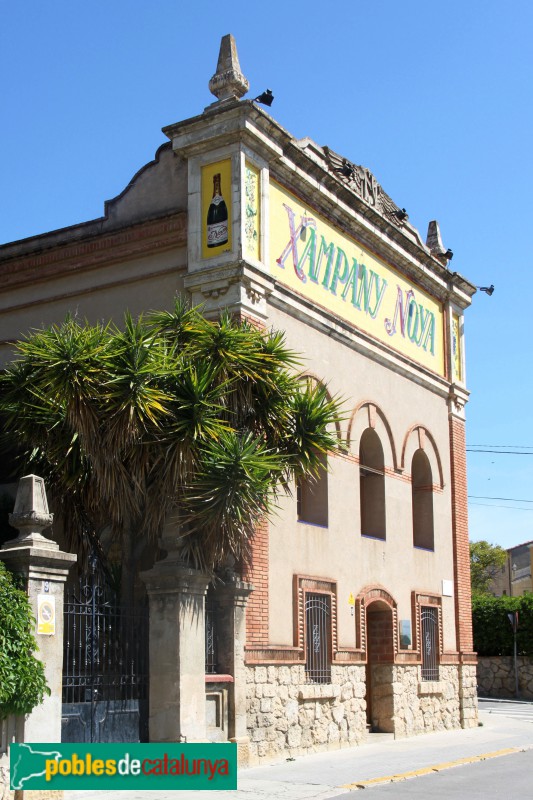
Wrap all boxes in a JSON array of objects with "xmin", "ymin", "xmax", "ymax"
[
  {"xmin": 420, "ymin": 607, "xmax": 439, "ymax": 681},
  {"xmin": 305, "ymin": 593, "xmax": 331, "ymax": 683}
]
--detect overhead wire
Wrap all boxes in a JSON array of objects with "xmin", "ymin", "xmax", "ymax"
[
  {"xmin": 467, "ymin": 444, "xmax": 533, "ymax": 449},
  {"xmin": 468, "ymin": 495, "xmax": 533, "ymax": 504},
  {"xmin": 467, "ymin": 448, "xmax": 533, "ymax": 454},
  {"xmin": 468, "ymin": 501, "xmax": 533, "ymax": 512},
  {"xmin": 464, "ymin": 446, "xmax": 533, "ymax": 509}
]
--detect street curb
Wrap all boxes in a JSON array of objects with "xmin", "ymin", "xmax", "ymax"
[
  {"xmin": 340, "ymin": 745, "xmax": 533, "ymax": 791},
  {"xmin": 478, "ymin": 697, "xmax": 533, "ymax": 706}
]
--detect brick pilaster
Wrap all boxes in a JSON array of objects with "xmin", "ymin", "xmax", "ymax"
[
  {"xmin": 243, "ymin": 518, "xmax": 269, "ymax": 646},
  {"xmin": 449, "ymin": 413, "xmax": 474, "ymax": 655}
]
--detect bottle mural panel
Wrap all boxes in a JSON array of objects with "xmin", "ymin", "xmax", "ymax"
[{"xmin": 202, "ymin": 159, "xmax": 232, "ymax": 259}]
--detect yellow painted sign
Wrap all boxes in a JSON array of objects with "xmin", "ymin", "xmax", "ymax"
[
  {"xmin": 451, "ymin": 313, "xmax": 462, "ymax": 383},
  {"xmin": 244, "ymin": 162, "xmax": 260, "ymax": 261},
  {"xmin": 37, "ymin": 594, "xmax": 55, "ymax": 635},
  {"xmin": 348, "ymin": 593, "xmax": 355, "ymax": 606},
  {"xmin": 270, "ymin": 182, "xmax": 445, "ymax": 375},
  {"xmin": 202, "ymin": 159, "xmax": 232, "ymax": 259}
]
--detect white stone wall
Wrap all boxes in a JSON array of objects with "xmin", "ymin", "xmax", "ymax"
[
  {"xmin": 0, "ymin": 709, "xmax": 16, "ymax": 798},
  {"xmin": 0, "ymin": 763, "xmax": 10, "ymax": 800},
  {"xmin": 390, "ymin": 665, "xmax": 461, "ymax": 737},
  {"xmin": 459, "ymin": 664, "xmax": 479, "ymax": 728},
  {"xmin": 246, "ymin": 663, "xmax": 477, "ymax": 762},
  {"xmin": 246, "ymin": 664, "xmax": 367, "ymax": 763}
]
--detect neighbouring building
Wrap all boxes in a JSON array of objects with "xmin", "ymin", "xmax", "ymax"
[
  {"xmin": 0, "ymin": 36, "xmax": 478, "ymax": 763},
  {"xmin": 491, "ymin": 540, "xmax": 533, "ymax": 597}
]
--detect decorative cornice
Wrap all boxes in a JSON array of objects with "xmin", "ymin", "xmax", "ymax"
[
  {"xmin": 448, "ymin": 384, "xmax": 470, "ymax": 419},
  {"xmin": 0, "ymin": 213, "xmax": 187, "ymax": 293},
  {"xmin": 245, "ymin": 647, "xmax": 304, "ymax": 665},
  {"xmin": 268, "ymin": 280, "xmax": 453, "ymax": 398},
  {"xmin": 323, "ymin": 147, "xmax": 408, "ymax": 231}
]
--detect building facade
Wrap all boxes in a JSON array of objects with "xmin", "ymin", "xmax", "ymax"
[
  {"xmin": 0, "ymin": 36, "xmax": 477, "ymax": 762},
  {"xmin": 491, "ymin": 540, "xmax": 533, "ymax": 597}
]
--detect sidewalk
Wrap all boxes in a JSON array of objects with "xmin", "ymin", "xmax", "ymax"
[{"xmin": 63, "ymin": 702, "xmax": 533, "ymax": 800}]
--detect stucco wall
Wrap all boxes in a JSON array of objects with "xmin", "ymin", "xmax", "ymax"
[{"xmin": 266, "ymin": 303, "xmax": 457, "ymax": 653}]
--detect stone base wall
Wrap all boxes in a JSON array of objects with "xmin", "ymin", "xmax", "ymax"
[
  {"xmin": 389, "ymin": 665, "xmax": 461, "ymax": 737},
  {"xmin": 246, "ymin": 662, "xmax": 477, "ymax": 763},
  {"xmin": 246, "ymin": 664, "xmax": 367, "ymax": 764},
  {"xmin": 477, "ymin": 656, "xmax": 533, "ymax": 700},
  {"xmin": 0, "ymin": 762, "xmax": 11, "ymax": 800},
  {"xmin": 459, "ymin": 664, "xmax": 479, "ymax": 728}
]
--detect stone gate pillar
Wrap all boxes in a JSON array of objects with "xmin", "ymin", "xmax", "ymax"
[
  {"xmin": 0, "ymin": 475, "xmax": 76, "ymax": 754},
  {"xmin": 141, "ymin": 518, "xmax": 210, "ymax": 743},
  {"xmin": 216, "ymin": 571, "xmax": 253, "ymax": 765}
]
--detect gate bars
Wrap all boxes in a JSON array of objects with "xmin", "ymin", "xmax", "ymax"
[{"xmin": 62, "ymin": 555, "xmax": 148, "ymax": 741}]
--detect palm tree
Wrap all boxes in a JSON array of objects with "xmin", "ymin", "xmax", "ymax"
[{"xmin": 0, "ymin": 302, "xmax": 342, "ymax": 604}]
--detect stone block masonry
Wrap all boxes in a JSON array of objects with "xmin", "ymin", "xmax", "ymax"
[
  {"xmin": 246, "ymin": 663, "xmax": 477, "ymax": 763},
  {"xmin": 389, "ymin": 665, "xmax": 461, "ymax": 737},
  {"xmin": 477, "ymin": 656, "xmax": 533, "ymax": 700},
  {"xmin": 246, "ymin": 665, "xmax": 367, "ymax": 763}
]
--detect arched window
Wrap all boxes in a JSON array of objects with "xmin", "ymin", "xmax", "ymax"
[
  {"xmin": 297, "ymin": 451, "xmax": 328, "ymax": 527},
  {"xmin": 359, "ymin": 429, "xmax": 386, "ymax": 540},
  {"xmin": 412, "ymin": 449, "xmax": 434, "ymax": 550}
]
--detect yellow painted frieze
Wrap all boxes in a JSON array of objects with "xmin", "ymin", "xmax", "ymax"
[{"xmin": 270, "ymin": 182, "xmax": 444, "ymax": 375}]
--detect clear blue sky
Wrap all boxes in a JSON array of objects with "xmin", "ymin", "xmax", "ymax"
[{"xmin": 1, "ymin": 1, "xmax": 531, "ymax": 550}]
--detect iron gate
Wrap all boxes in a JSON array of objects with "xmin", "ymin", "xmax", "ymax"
[{"xmin": 61, "ymin": 557, "xmax": 149, "ymax": 743}]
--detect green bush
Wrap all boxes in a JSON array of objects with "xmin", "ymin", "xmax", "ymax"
[
  {"xmin": 472, "ymin": 593, "xmax": 533, "ymax": 657},
  {"xmin": 0, "ymin": 561, "xmax": 49, "ymax": 718}
]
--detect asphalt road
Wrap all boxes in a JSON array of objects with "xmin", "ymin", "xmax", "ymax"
[{"xmin": 327, "ymin": 749, "xmax": 532, "ymax": 799}]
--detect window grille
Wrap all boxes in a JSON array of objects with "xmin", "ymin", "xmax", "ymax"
[
  {"xmin": 421, "ymin": 607, "xmax": 439, "ymax": 681},
  {"xmin": 305, "ymin": 593, "xmax": 331, "ymax": 683},
  {"xmin": 205, "ymin": 595, "xmax": 218, "ymax": 674}
]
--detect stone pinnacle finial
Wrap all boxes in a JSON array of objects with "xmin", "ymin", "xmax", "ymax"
[
  {"xmin": 5, "ymin": 474, "xmax": 56, "ymax": 549},
  {"xmin": 426, "ymin": 220, "xmax": 445, "ymax": 255},
  {"xmin": 426, "ymin": 220, "xmax": 453, "ymax": 261},
  {"xmin": 208, "ymin": 34, "xmax": 249, "ymax": 103}
]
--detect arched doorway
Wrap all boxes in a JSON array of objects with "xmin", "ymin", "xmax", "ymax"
[{"xmin": 365, "ymin": 599, "xmax": 395, "ymax": 733}]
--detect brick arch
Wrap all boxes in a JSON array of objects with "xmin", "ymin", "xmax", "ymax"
[
  {"xmin": 357, "ymin": 584, "xmax": 398, "ymax": 610},
  {"xmin": 401, "ymin": 424, "xmax": 444, "ymax": 489},
  {"xmin": 346, "ymin": 401, "xmax": 398, "ymax": 470},
  {"xmin": 298, "ymin": 371, "xmax": 342, "ymax": 442},
  {"xmin": 354, "ymin": 585, "xmax": 399, "ymax": 655}
]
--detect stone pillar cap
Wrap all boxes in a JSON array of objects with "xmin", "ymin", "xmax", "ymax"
[
  {"xmin": 5, "ymin": 474, "xmax": 56, "ymax": 549},
  {"xmin": 208, "ymin": 34, "xmax": 249, "ymax": 103}
]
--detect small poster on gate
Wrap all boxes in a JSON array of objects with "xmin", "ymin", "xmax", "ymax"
[{"xmin": 37, "ymin": 594, "xmax": 55, "ymax": 635}]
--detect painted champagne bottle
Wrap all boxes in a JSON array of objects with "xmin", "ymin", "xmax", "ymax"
[{"xmin": 206, "ymin": 173, "xmax": 228, "ymax": 248}]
